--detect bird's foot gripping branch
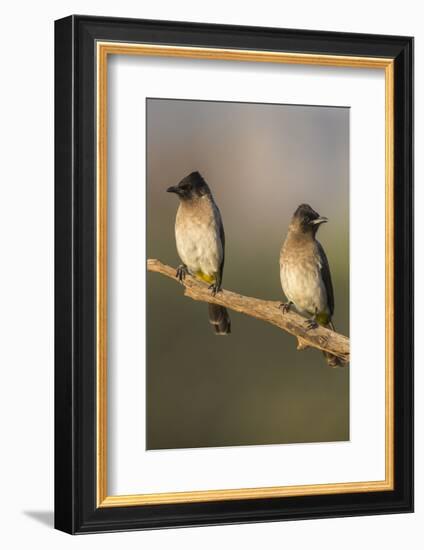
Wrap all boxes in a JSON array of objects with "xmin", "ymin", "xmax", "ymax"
[{"xmin": 147, "ymin": 259, "xmax": 349, "ymax": 366}]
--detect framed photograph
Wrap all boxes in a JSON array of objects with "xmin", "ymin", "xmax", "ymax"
[{"xmin": 54, "ymin": 15, "xmax": 413, "ymax": 534}]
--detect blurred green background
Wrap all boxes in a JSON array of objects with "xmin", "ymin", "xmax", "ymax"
[{"xmin": 146, "ymin": 98, "xmax": 349, "ymax": 450}]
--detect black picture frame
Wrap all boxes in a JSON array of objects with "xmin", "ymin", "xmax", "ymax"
[{"xmin": 55, "ymin": 15, "xmax": 413, "ymax": 534}]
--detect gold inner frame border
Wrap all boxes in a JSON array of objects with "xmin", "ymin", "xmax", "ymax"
[{"xmin": 96, "ymin": 42, "xmax": 394, "ymax": 508}]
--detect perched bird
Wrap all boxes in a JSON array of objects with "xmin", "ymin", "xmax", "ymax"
[
  {"xmin": 279, "ymin": 204, "xmax": 341, "ymax": 367},
  {"xmin": 167, "ymin": 171, "xmax": 231, "ymax": 335}
]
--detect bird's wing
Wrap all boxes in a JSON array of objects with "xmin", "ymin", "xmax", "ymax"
[
  {"xmin": 214, "ymin": 203, "xmax": 225, "ymax": 284},
  {"xmin": 316, "ymin": 241, "xmax": 335, "ymax": 317}
]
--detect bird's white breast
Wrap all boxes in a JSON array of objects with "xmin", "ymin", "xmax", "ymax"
[
  {"xmin": 280, "ymin": 243, "xmax": 328, "ymax": 316},
  {"xmin": 175, "ymin": 198, "xmax": 222, "ymax": 277}
]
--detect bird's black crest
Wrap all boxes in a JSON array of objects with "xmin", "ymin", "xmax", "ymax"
[
  {"xmin": 291, "ymin": 204, "xmax": 328, "ymax": 234},
  {"xmin": 293, "ymin": 204, "xmax": 320, "ymax": 223},
  {"xmin": 179, "ymin": 171, "xmax": 207, "ymax": 188},
  {"xmin": 168, "ymin": 171, "xmax": 211, "ymax": 199}
]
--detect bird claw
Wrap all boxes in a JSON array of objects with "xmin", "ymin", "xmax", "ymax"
[
  {"xmin": 305, "ymin": 318, "xmax": 318, "ymax": 331},
  {"xmin": 176, "ymin": 265, "xmax": 188, "ymax": 283},
  {"xmin": 208, "ymin": 283, "xmax": 221, "ymax": 296},
  {"xmin": 279, "ymin": 301, "xmax": 292, "ymax": 314},
  {"xmin": 319, "ymin": 335, "xmax": 329, "ymax": 347}
]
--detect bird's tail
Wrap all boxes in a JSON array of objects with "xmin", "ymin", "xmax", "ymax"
[
  {"xmin": 208, "ymin": 304, "xmax": 231, "ymax": 335},
  {"xmin": 323, "ymin": 320, "xmax": 344, "ymax": 368}
]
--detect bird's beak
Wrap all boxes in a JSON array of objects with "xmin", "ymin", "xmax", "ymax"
[
  {"xmin": 166, "ymin": 185, "xmax": 179, "ymax": 194},
  {"xmin": 310, "ymin": 216, "xmax": 328, "ymax": 225}
]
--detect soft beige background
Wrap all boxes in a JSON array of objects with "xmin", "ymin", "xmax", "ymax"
[{"xmin": 146, "ymin": 98, "xmax": 349, "ymax": 449}]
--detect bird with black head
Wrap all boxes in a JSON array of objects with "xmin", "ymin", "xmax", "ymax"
[
  {"xmin": 167, "ymin": 171, "xmax": 231, "ymax": 335},
  {"xmin": 280, "ymin": 203, "xmax": 342, "ymax": 367}
]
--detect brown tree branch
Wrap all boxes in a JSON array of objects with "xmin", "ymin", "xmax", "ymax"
[{"xmin": 147, "ymin": 259, "xmax": 349, "ymax": 364}]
